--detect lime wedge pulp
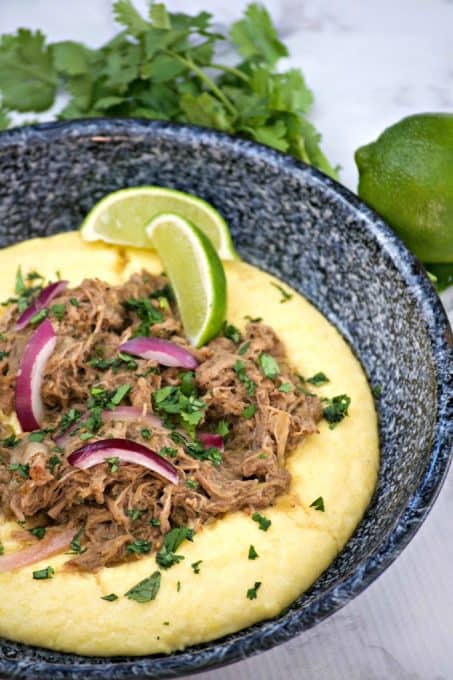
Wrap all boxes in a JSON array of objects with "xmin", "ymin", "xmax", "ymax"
[
  {"xmin": 80, "ymin": 186, "xmax": 237, "ymax": 260},
  {"xmin": 146, "ymin": 213, "xmax": 227, "ymax": 347}
]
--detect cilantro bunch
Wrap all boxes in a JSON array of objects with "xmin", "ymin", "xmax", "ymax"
[{"xmin": 0, "ymin": 1, "xmax": 336, "ymax": 178}]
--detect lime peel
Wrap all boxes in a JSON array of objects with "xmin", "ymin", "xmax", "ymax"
[
  {"xmin": 80, "ymin": 186, "xmax": 238, "ymax": 261},
  {"xmin": 146, "ymin": 213, "xmax": 227, "ymax": 347}
]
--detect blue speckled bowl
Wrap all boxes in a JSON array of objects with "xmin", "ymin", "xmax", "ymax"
[{"xmin": 0, "ymin": 120, "xmax": 451, "ymax": 679}]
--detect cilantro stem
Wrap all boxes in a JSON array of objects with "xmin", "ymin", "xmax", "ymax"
[
  {"xmin": 167, "ymin": 51, "xmax": 237, "ymax": 116},
  {"xmin": 209, "ymin": 63, "xmax": 250, "ymax": 83}
]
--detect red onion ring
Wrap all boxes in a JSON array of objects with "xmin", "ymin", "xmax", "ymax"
[
  {"xmin": 68, "ymin": 438, "xmax": 179, "ymax": 485},
  {"xmin": 15, "ymin": 319, "xmax": 56, "ymax": 431},
  {"xmin": 15, "ymin": 281, "xmax": 68, "ymax": 331},
  {"xmin": 120, "ymin": 337, "xmax": 198, "ymax": 369},
  {"xmin": 0, "ymin": 528, "xmax": 73, "ymax": 573}
]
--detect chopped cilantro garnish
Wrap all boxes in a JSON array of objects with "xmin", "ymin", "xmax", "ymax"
[
  {"xmin": 238, "ymin": 341, "xmax": 250, "ymax": 355},
  {"xmin": 150, "ymin": 283, "xmax": 174, "ymax": 302},
  {"xmin": 160, "ymin": 447, "xmax": 177, "ymax": 458},
  {"xmin": 30, "ymin": 308, "xmax": 48, "ymax": 325},
  {"xmin": 29, "ymin": 527, "xmax": 46, "ymax": 540},
  {"xmin": 185, "ymin": 478, "xmax": 199, "ymax": 490},
  {"xmin": 127, "ymin": 509, "xmax": 145, "ymax": 521},
  {"xmin": 252, "ymin": 512, "xmax": 271, "ymax": 531},
  {"xmin": 177, "ymin": 581, "xmax": 181, "ymax": 592},
  {"xmin": 216, "ymin": 420, "xmax": 230, "ymax": 436},
  {"xmin": 310, "ymin": 496, "xmax": 325, "ymax": 512},
  {"xmin": 258, "ymin": 352, "xmax": 280, "ymax": 379},
  {"xmin": 278, "ymin": 382, "xmax": 292, "ymax": 393},
  {"xmin": 248, "ymin": 545, "xmax": 259, "ymax": 560},
  {"xmin": 125, "ymin": 571, "xmax": 161, "ymax": 603},
  {"xmin": 2, "ymin": 434, "xmax": 19, "ymax": 448},
  {"xmin": 1, "ymin": 267, "xmax": 44, "ymax": 312},
  {"xmin": 271, "ymin": 282, "xmax": 292, "ymax": 303},
  {"xmin": 223, "ymin": 322, "xmax": 241, "ymax": 343},
  {"xmin": 0, "ymin": 351, "xmax": 9, "ymax": 360},
  {"xmin": 124, "ymin": 297, "xmax": 164, "ymax": 337},
  {"xmin": 322, "ymin": 394, "xmax": 351, "ymax": 428},
  {"xmin": 28, "ymin": 431, "xmax": 46, "ymax": 443},
  {"xmin": 372, "ymin": 383, "xmax": 382, "ymax": 398},
  {"xmin": 234, "ymin": 359, "xmax": 256, "ymax": 397},
  {"xmin": 306, "ymin": 372, "xmax": 329, "ymax": 386},
  {"xmin": 156, "ymin": 527, "xmax": 195, "ymax": 569},
  {"xmin": 107, "ymin": 456, "xmax": 120, "ymax": 473},
  {"xmin": 33, "ymin": 566, "xmax": 54, "ymax": 580},
  {"xmin": 68, "ymin": 527, "xmax": 86, "ymax": 555},
  {"xmin": 150, "ymin": 518, "xmax": 161, "ymax": 527},
  {"xmin": 101, "ymin": 593, "xmax": 118, "ymax": 602},
  {"xmin": 127, "ymin": 539, "xmax": 152, "ymax": 555},
  {"xmin": 179, "ymin": 370, "xmax": 196, "ymax": 396},
  {"xmin": 89, "ymin": 354, "xmax": 138, "ymax": 373},
  {"xmin": 47, "ymin": 455, "xmax": 61, "ymax": 474},
  {"xmin": 244, "ymin": 315, "xmax": 263, "ymax": 323},
  {"xmin": 242, "ymin": 404, "xmax": 257, "ymax": 419},
  {"xmin": 8, "ymin": 463, "xmax": 30, "ymax": 479},
  {"xmin": 246, "ymin": 581, "xmax": 262, "ymax": 599},
  {"xmin": 185, "ymin": 440, "xmax": 222, "ymax": 466},
  {"xmin": 110, "ymin": 383, "xmax": 131, "ymax": 406},
  {"xmin": 0, "ymin": 542, "xmax": 4, "ymax": 556},
  {"xmin": 153, "ymin": 385, "xmax": 206, "ymax": 436},
  {"xmin": 51, "ymin": 303, "xmax": 66, "ymax": 321},
  {"xmin": 141, "ymin": 428, "xmax": 152, "ymax": 441},
  {"xmin": 69, "ymin": 297, "xmax": 80, "ymax": 307},
  {"xmin": 191, "ymin": 560, "xmax": 202, "ymax": 574},
  {"xmin": 59, "ymin": 408, "xmax": 83, "ymax": 434}
]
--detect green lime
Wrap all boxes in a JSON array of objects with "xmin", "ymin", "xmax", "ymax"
[
  {"xmin": 146, "ymin": 213, "xmax": 227, "ymax": 347},
  {"xmin": 355, "ymin": 113, "xmax": 453, "ymax": 263},
  {"xmin": 80, "ymin": 186, "xmax": 238, "ymax": 260}
]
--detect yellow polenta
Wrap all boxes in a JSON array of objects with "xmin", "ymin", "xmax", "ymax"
[{"xmin": 0, "ymin": 232, "xmax": 379, "ymax": 656}]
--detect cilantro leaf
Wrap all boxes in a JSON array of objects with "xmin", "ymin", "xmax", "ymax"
[
  {"xmin": 252, "ymin": 512, "xmax": 271, "ymax": 531},
  {"xmin": 246, "ymin": 581, "xmax": 262, "ymax": 600},
  {"xmin": 113, "ymin": 0, "xmax": 149, "ymax": 37},
  {"xmin": 323, "ymin": 394, "xmax": 351, "ymax": 428},
  {"xmin": 156, "ymin": 527, "xmax": 194, "ymax": 569},
  {"xmin": 0, "ymin": 29, "xmax": 56, "ymax": 111},
  {"xmin": 258, "ymin": 352, "xmax": 280, "ymax": 379},
  {"xmin": 125, "ymin": 571, "xmax": 161, "ymax": 603},
  {"xmin": 306, "ymin": 372, "xmax": 329, "ymax": 386},
  {"xmin": 310, "ymin": 496, "xmax": 325, "ymax": 512},
  {"xmin": 230, "ymin": 4, "xmax": 287, "ymax": 66}
]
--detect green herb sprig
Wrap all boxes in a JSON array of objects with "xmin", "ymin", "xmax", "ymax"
[{"xmin": 0, "ymin": 2, "xmax": 336, "ymax": 179}]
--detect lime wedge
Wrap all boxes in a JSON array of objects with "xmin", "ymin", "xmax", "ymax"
[
  {"xmin": 146, "ymin": 213, "xmax": 227, "ymax": 347},
  {"xmin": 80, "ymin": 186, "xmax": 237, "ymax": 260}
]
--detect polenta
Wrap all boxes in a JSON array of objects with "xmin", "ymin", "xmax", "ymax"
[{"xmin": 0, "ymin": 232, "xmax": 378, "ymax": 655}]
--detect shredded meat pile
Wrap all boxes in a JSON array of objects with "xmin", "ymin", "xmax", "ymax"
[{"xmin": 0, "ymin": 271, "xmax": 322, "ymax": 571}]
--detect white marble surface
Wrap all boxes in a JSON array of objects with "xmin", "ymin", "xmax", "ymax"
[{"xmin": 1, "ymin": 1, "xmax": 452, "ymax": 678}]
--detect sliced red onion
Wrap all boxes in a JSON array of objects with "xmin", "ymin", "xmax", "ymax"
[
  {"xmin": 15, "ymin": 319, "xmax": 57, "ymax": 432},
  {"xmin": 15, "ymin": 281, "xmax": 68, "ymax": 331},
  {"xmin": 0, "ymin": 528, "xmax": 73, "ymax": 573},
  {"xmin": 68, "ymin": 438, "xmax": 179, "ymax": 485},
  {"xmin": 198, "ymin": 432, "xmax": 224, "ymax": 451},
  {"xmin": 120, "ymin": 337, "xmax": 198, "ymax": 369}
]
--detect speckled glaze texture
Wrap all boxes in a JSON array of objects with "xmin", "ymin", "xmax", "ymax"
[{"xmin": 0, "ymin": 120, "xmax": 451, "ymax": 680}]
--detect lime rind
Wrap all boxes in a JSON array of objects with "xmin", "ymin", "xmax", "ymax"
[
  {"xmin": 146, "ymin": 213, "xmax": 227, "ymax": 347},
  {"xmin": 80, "ymin": 186, "xmax": 238, "ymax": 261}
]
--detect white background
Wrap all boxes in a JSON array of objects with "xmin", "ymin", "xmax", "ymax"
[{"xmin": 1, "ymin": 2, "xmax": 452, "ymax": 678}]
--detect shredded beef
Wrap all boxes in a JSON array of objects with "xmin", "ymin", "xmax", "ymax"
[{"xmin": 0, "ymin": 270, "xmax": 322, "ymax": 571}]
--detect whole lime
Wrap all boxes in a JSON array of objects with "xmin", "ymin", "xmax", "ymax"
[{"xmin": 355, "ymin": 113, "xmax": 453, "ymax": 263}]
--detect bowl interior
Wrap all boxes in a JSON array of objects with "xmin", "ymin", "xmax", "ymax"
[{"xmin": 0, "ymin": 120, "xmax": 451, "ymax": 679}]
